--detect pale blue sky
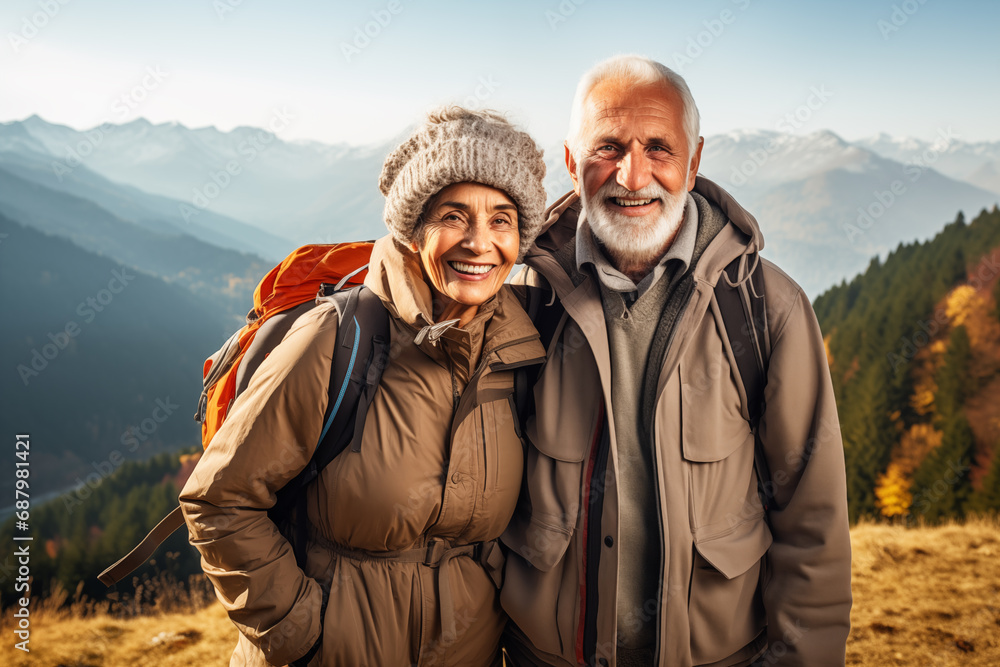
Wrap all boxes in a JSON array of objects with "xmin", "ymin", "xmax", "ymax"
[{"xmin": 1, "ymin": 0, "xmax": 998, "ymax": 147}]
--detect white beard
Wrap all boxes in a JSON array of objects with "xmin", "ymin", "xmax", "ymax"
[{"xmin": 581, "ymin": 178, "xmax": 688, "ymax": 274}]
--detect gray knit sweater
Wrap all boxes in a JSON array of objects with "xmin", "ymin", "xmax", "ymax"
[{"xmin": 570, "ymin": 192, "xmax": 729, "ymax": 652}]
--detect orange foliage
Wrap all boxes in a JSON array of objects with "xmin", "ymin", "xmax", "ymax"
[
  {"xmin": 823, "ymin": 334, "xmax": 834, "ymax": 367},
  {"xmin": 176, "ymin": 452, "xmax": 202, "ymax": 490},
  {"xmin": 875, "ymin": 462, "xmax": 912, "ymax": 518}
]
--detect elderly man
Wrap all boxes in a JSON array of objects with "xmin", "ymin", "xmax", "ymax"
[{"xmin": 501, "ymin": 55, "xmax": 852, "ymax": 667}]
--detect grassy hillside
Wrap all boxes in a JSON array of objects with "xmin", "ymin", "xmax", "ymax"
[{"xmin": 2, "ymin": 520, "xmax": 997, "ymax": 666}]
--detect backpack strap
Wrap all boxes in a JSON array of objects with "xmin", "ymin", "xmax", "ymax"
[
  {"xmin": 511, "ymin": 284, "xmax": 566, "ymax": 436},
  {"xmin": 97, "ymin": 506, "xmax": 186, "ymax": 586},
  {"xmin": 273, "ymin": 284, "xmax": 390, "ymax": 568},
  {"xmin": 100, "ymin": 284, "xmax": 391, "ymax": 586},
  {"xmin": 714, "ymin": 252, "xmax": 772, "ymax": 511}
]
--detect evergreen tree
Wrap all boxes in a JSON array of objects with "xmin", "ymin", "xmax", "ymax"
[
  {"xmin": 934, "ymin": 325, "xmax": 972, "ymax": 423},
  {"xmin": 911, "ymin": 414, "xmax": 975, "ymax": 523},
  {"xmin": 993, "ymin": 279, "xmax": 1000, "ymax": 325},
  {"xmin": 842, "ymin": 362, "xmax": 896, "ymax": 522},
  {"xmin": 965, "ymin": 442, "xmax": 1000, "ymax": 516}
]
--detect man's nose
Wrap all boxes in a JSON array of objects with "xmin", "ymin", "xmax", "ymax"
[{"xmin": 617, "ymin": 147, "xmax": 653, "ymax": 192}]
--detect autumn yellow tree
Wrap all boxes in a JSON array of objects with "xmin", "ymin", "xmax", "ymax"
[{"xmin": 875, "ymin": 462, "xmax": 913, "ymax": 518}]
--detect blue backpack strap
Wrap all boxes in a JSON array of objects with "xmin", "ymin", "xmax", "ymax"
[{"xmin": 271, "ymin": 284, "xmax": 390, "ymax": 568}]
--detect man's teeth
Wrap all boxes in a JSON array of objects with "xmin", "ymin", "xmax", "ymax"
[
  {"xmin": 613, "ymin": 198, "xmax": 654, "ymax": 207},
  {"xmin": 450, "ymin": 262, "xmax": 494, "ymax": 275}
]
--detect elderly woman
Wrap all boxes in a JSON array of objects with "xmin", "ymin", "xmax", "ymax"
[{"xmin": 179, "ymin": 107, "xmax": 547, "ymax": 666}]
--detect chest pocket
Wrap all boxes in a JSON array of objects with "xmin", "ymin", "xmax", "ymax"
[{"xmin": 678, "ymin": 318, "xmax": 759, "ymax": 542}]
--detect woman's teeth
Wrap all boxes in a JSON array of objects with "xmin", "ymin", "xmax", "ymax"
[
  {"xmin": 449, "ymin": 262, "xmax": 494, "ymax": 275},
  {"xmin": 613, "ymin": 198, "xmax": 654, "ymax": 207}
]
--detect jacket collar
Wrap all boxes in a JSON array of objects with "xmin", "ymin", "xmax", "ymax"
[{"xmin": 364, "ymin": 236, "xmax": 545, "ymax": 377}]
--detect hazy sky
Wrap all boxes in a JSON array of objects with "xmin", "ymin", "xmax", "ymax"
[{"xmin": 2, "ymin": 0, "xmax": 998, "ymax": 148}]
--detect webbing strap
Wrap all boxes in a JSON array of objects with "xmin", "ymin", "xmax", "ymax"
[{"xmin": 97, "ymin": 506, "xmax": 185, "ymax": 586}]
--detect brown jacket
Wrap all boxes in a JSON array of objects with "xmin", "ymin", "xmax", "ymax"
[
  {"xmin": 180, "ymin": 236, "xmax": 545, "ymax": 666},
  {"xmin": 501, "ymin": 177, "xmax": 852, "ymax": 666}
]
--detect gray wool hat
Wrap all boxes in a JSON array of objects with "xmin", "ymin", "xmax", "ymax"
[{"xmin": 378, "ymin": 106, "xmax": 547, "ymax": 262}]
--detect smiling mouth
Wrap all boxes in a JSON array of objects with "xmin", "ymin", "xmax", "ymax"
[
  {"xmin": 609, "ymin": 197, "xmax": 658, "ymax": 207},
  {"xmin": 449, "ymin": 261, "xmax": 496, "ymax": 275}
]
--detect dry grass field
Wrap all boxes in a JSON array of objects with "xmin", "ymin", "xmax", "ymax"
[
  {"xmin": 847, "ymin": 517, "xmax": 999, "ymax": 666},
  {"xmin": 2, "ymin": 518, "xmax": 998, "ymax": 666}
]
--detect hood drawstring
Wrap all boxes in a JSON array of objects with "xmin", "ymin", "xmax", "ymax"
[
  {"xmin": 414, "ymin": 318, "xmax": 460, "ymax": 346},
  {"xmin": 721, "ymin": 249, "xmax": 763, "ymax": 297}
]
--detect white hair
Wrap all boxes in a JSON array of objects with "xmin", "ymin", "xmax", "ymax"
[{"xmin": 566, "ymin": 54, "xmax": 700, "ymax": 156}]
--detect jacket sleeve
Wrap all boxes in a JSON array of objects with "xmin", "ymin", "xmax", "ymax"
[
  {"xmin": 179, "ymin": 304, "xmax": 339, "ymax": 666},
  {"xmin": 757, "ymin": 276, "xmax": 852, "ymax": 666}
]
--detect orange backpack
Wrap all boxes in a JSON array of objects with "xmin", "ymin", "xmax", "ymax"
[
  {"xmin": 195, "ymin": 242, "xmax": 374, "ymax": 446},
  {"xmin": 101, "ymin": 242, "xmax": 392, "ymax": 587}
]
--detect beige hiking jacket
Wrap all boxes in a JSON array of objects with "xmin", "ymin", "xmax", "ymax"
[
  {"xmin": 501, "ymin": 176, "xmax": 852, "ymax": 666},
  {"xmin": 180, "ymin": 236, "xmax": 545, "ymax": 666}
]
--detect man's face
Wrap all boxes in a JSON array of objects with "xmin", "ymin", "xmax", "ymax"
[{"xmin": 567, "ymin": 79, "xmax": 703, "ymax": 269}]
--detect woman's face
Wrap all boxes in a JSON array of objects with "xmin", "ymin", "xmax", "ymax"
[{"xmin": 413, "ymin": 182, "xmax": 520, "ymax": 316}]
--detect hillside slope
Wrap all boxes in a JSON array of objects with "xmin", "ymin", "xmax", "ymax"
[
  {"xmin": 0, "ymin": 217, "xmax": 229, "ymax": 497},
  {"xmin": 2, "ymin": 520, "xmax": 997, "ymax": 666}
]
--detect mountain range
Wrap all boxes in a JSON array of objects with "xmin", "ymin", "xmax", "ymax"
[
  {"xmin": 3, "ymin": 115, "xmax": 996, "ymax": 297},
  {"xmin": 1, "ymin": 114, "xmax": 998, "ymax": 496}
]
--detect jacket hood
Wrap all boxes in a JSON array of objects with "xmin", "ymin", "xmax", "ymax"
[
  {"xmin": 526, "ymin": 175, "xmax": 764, "ymax": 268},
  {"xmin": 364, "ymin": 235, "xmax": 441, "ymax": 329}
]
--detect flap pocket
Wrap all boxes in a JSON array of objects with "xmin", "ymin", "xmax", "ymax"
[
  {"xmin": 529, "ymin": 348, "xmax": 601, "ymax": 463},
  {"xmin": 501, "ymin": 511, "xmax": 574, "ymax": 572},
  {"xmin": 680, "ymin": 357, "xmax": 751, "ymax": 462},
  {"xmin": 694, "ymin": 515, "xmax": 772, "ymax": 580}
]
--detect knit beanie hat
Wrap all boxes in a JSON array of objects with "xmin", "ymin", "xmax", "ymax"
[{"xmin": 379, "ymin": 106, "xmax": 547, "ymax": 262}]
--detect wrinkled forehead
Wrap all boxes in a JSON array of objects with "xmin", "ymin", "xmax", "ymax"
[{"xmin": 580, "ymin": 80, "xmax": 685, "ymax": 140}]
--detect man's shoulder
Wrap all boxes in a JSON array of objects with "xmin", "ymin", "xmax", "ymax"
[{"xmin": 757, "ymin": 257, "xmax": 818, "ymax": 340}]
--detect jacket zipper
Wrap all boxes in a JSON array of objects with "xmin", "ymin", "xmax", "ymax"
[
  {"xmin": 649, "ymin": 281, "xmax": 695, "ymax": 667},
  {"xmin": 446, "ymin": 334, "xmax": 544, "ymax": 461},
  {"xmin": 480, "ymin": 408, "xmax": 489, "ymax": 493}
]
